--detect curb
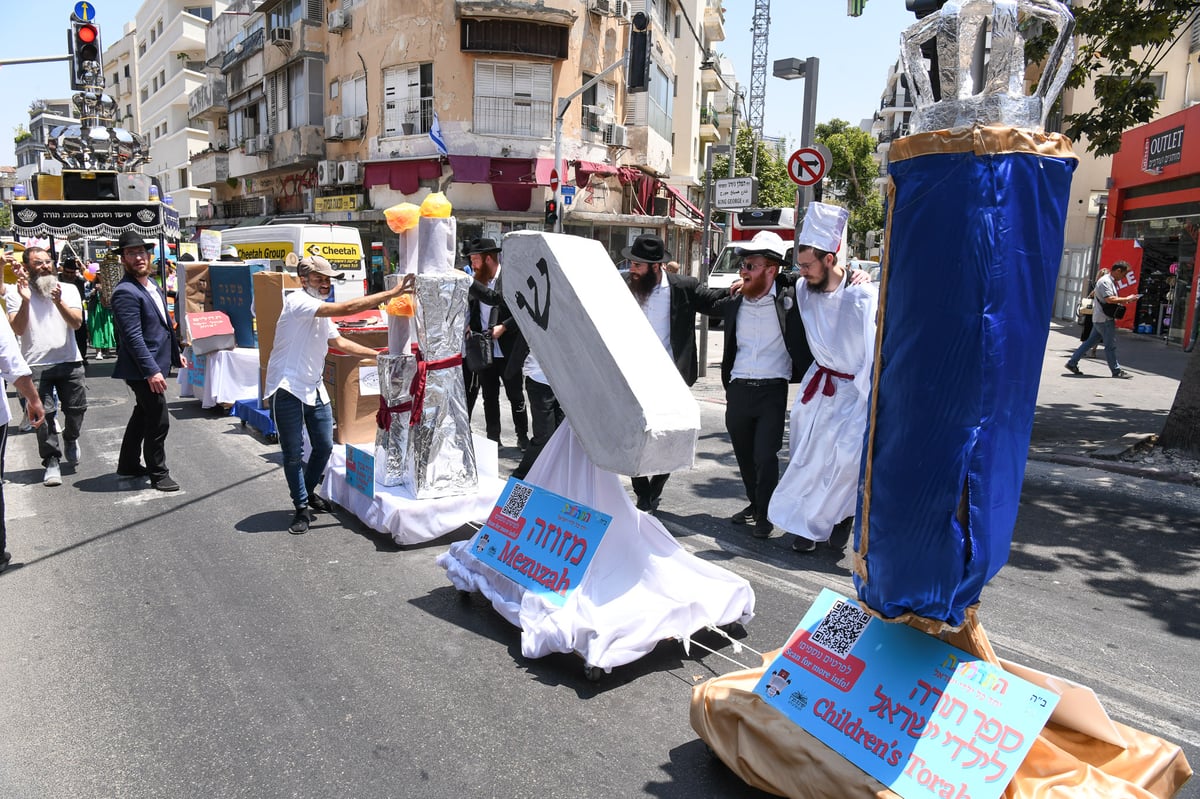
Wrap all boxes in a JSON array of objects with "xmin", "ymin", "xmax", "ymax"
[{"xmin": 1027, "ymin": 450, "xmax": 1200, "ymax": 487}]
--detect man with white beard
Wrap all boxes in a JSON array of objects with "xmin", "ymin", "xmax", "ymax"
[{"xmin": 6, "ymin": 247, "xmax": 86, "ymax": 487}]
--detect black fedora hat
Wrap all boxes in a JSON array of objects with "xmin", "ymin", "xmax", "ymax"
[
  {"xmin": 621, "ymin": 234, "xmax": 669, "ymax": 264},
  {"xmin": 467, "ymin": 237, "xmax": 502, "ymax": 255},
  {"xmin": 112, "ymin": 230, "xmax": 156, "ymax": 253}
]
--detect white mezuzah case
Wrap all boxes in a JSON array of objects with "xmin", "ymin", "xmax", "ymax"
[{"xmin": 500, "ymin": 231, "xmax": 700, "ymax": 477}]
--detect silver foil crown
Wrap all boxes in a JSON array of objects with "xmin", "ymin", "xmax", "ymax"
[{"xmin": 900, "ymin": 0, "xmax": 1075, "ymax": 133}]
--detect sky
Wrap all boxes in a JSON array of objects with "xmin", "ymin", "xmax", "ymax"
[{"xmin": 1, "ymin": 1, "xmax": 918, "ymax": 166}]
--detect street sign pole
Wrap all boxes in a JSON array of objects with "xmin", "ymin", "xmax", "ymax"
[
  {"xmin": 698, "ymin": 143, "xmax": 730, "ymax": 379},
  {"xmin": 796, "ymin": 57, "xmax": 819, "ymax": 265}
]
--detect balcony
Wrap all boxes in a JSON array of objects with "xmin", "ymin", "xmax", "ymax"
[
  {"xmin": 143, "ymin": 68, "xmax": 205, "ymax": 121},
  {"xmin": 703, "ymin": 0, "xmax": 725, "ymax": 42},
  {"xmin": 699, "ymin": 105, "xmax": 721, "ymax": 142},
  {"xmin": 189, "ymin": 75, "xmax": 228, "ymax": 122},
  {"xmin": 701, "ymin": 64, "xmax": 723, "ymax": 93},
  {"xmin": 266, "ymin": 126, "xmax": 326, "ymax": 168},
  {"xmin": 143, "ymin": 13, "xmax": 208, "ymax": 69},
  {"xmin": 190, "ymin": 147, "xmax": 229, "ymax": 187}
]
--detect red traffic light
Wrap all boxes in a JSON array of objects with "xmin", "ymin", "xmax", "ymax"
[{"xmin": 77, "ymin": 24, "xmax": 98, "ymax": 43}]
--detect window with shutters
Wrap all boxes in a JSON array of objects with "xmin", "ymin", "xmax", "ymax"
[
  {"xmin": 269, "ymin": 0, "xmax": 321, "ymax": 29},
  {"xmin": 341, "ymin": 74, "xmax": 366, "ymax": 119},
  {"xmin": 461, "ymin": 19, "xmax": 568, "ymax": 59},
  {"xmin": 267, "ymin": 58, "xmax": 323, "ymax": 133},
  {"xmin": 382, "ymin": 63, "xmax": 433, "ymax": 138},
  {"xmin": 648, "ymin": 62, "xmax": 673, "ymax": 140},
  {"xmin": 473, "ymin": 61, "xmax": 553, "ymax": 138}
]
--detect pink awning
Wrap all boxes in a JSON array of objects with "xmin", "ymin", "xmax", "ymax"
[
  {"xmin": 663, "ymin": 183, "xmax": 704, "ymax": 224},
  {"xmin": 490, "ymin": 158, "xmax": 535, "ymax": 212},
  {"xmin": 573, "ymin": 160, "xmax": 618, "ymax": 187},
  {"xmin": 362, "ymin": 159, "xmax": 443, "ymax": 194},
  {"xmin": 448, "ymin": 155, "xmax": 491, "ymax": 183}
]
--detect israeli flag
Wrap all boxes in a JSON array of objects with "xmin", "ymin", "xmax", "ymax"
[{"xmin": 429, "ymin": 112, "xmax": 448, "ymax": 156}]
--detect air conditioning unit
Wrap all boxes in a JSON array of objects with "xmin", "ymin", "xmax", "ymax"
[
  {"xmin": 613, "ymin": 0, "xmax": 632, "ymax": 21},
  {"xmin": 317, "ymin": 160, "xmax": 337, "ymax": 187},
  {"xmin": 604, "ymin": 122, "xmax": 628, "ymax": 147},
  {"xmin": 341, "ymin": 116, "xmax": 363, "ymax": 140},
  {"xmin": 243, "ymin": 137, "xmax": 258, "ymax": 155},
  {"xmin": 338, "ymin": 160, "xmax": 360, "ymax": 185},
  {"xmin": 324, "ymin": 115, "xmax": 343, "ymax": 140},
  {"xmin": 327, "ymin": 9, "xmax": 349, "ymax": 32},
  {"xmin": 269, "ymin": 26, "xmax": 292, "ymax": 45},
  {"xmin": 581, "ymin": 105, "xmax": 602, "ymax": 132},
  {"xmin": 257, "ymin": 133, "xmax": 273, "ymax": 152},
  {"xmin": 588, "ymin": 0, "xmax": 611, "ymax": 14}
]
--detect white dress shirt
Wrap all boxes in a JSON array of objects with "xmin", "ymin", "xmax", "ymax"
[
  {"xmin": 639, "ymin": 268, "xmax": 673, "ymax": 355},
  {"xmin": 730, "ymin": 284, "xmax": 792, "ymax": 381}
]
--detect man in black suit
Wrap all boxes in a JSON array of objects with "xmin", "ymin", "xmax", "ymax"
[
  {"xmin": 110, "ymin": 231, "xmax": 185, "ymax": 492},
  {"xmin": 716, "ymin": 232, "xmax": 814, "ymax": 540},
  {"xmin": 464, "ymin": 238, "xmax": 529, "ymax": 450},
  {"xmin": 624, "ymin": 233, "xmax": 725, "ymax": 511}
]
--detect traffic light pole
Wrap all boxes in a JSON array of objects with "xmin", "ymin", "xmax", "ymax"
[
  {"xmin": 552, "ymin": 57, "xmax": 625, "ymax": 234},
  {"xmin": 0, "ymin": 56, "xmax": 70, "ymax": 66}
]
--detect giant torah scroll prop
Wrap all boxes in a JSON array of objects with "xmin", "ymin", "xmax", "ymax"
[
  {"xmin": 439, "ymin": 422, "xmax": 754, "ymax": 673},
  {"xmin": 497, "ymin": 230, "xmax": 701, "ymax": 476},
  {"xmin": 689, "ymin": 1, "xmax": 1191, "ymax": 795}
]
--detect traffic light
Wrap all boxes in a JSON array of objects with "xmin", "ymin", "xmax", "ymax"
[
  {"xmin": 544, "ymin": 199, "xmax": 559, "ymax": 226},
  {"xmin": 70, "ymin": 19, "xmax": 103, "ymax": 90},
  {"xmin": 626, "ymin": 12, "xmax": 651, "ymax": 94},
  {"xmin": 905, "ymin": 0, "xmax": 947, "ymax": 18}
]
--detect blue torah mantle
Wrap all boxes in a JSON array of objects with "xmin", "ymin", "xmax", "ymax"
[{"xmin": 854, "ymin": 127, "xmax": 1077, "ymax": 627}]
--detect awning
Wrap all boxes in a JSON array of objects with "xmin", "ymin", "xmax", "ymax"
[
  {"xmin": 233, "ymin": 215, "xmax": 271, "ymax": 227},
  {"xmin": 573, "ymin": 160, "xmax": 618, "ymax": 187},
  {"xmin": 362, "ymin": 159, "xmax": 443, "ymax": 194},
  {"xmin": 663, "ymin": 183, "xmax": 704, "ymax": 224},
  {"xmin": 12, "ymin": 200, "xmax": 180, "ymax": 239},
  {"xmin": 490, "ymin": 158, "xmax": 535, "ymax": 212}
]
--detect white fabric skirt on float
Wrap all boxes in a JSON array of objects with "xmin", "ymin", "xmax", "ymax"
[
  {"xmin": 437, "ymin": 422, "xmax": 756, "ymax": 673},
  {"xmin": 321, "ymin": 434, "xmax": 506, "ymax": 546}
]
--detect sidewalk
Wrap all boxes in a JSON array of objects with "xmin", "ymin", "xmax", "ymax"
[{"xmin": 691, "ymin": 319, "xmax": 1197, "ymax": 485}]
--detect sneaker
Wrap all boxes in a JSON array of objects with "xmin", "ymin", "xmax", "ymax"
[
  {"xmin": 18, "ymin": 409, "xmax": 32, "ymax": 433},
  {"xmin": 1113, "ymin": 370, "xmax": 1133, "ymax": 379},
  {"xmin": 64, "ymin": 440, "xmax": 80, "ymax": 465},
  {"xmin": 0, "ymin": 550, "xmax": 12, "ymax": 573},
  {"xmin": 43, "ymin": 459, "xmax": 62, "ymax": 487},
  {"xmin": 289, "ymin": 509, "xmax": 311, "ymax": 535},
  {"xmin": 731, "ymin": 505, "xmax": 758, "ymax": 525},
  {"xmin": 308, "ymin": 494, "xmax": 333, "ymax": 513},
  {"xmin": 151, "ymin": 476, "xmax": 180, "ymax": 492},
  {"xmin": 792, "ymin": 536, "xmax": 818, "ymax": 553},
  {"xmin": 752, "ymin": 520, "xmax": 773, "ymax": 539},
  {"xmin": 1065, "ymin": 362, "xmax": 1081, "ymax": 375}
]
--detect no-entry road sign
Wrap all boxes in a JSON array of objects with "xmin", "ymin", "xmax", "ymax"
[{"xmin": 788, "ymin": 146, "xmax": 829, "ymax": 187}]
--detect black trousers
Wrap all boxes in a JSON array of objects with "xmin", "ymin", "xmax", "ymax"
[
  {"xmin": 513, "ymin": 378, "xmax": 563, "ymax": 480},
  {"xmin": 632, "ymin": 473, "xmax": 670, "ymax": 504},
  {"xmin": 466, "ymin": 358, "xmax": 527, "ymax": 442},
  {"xmin": 724, "ymin": 380, "xmax": 788, "ymax": 514},
  {"xmin": 119, "ymin": 379, "xmax": 172, "ymax": 480},
  {"xmin": 0, "ymin": 425, "xmax": 9, "ymax": 555}
]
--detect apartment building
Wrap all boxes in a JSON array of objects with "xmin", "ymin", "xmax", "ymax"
[
  {"xmin": 187, "ymin": 0, "xmax": 723, "ymax": 272},
  {"xmin": 14, "ymin": 101, "xmax": 79, "ymax": 191}
]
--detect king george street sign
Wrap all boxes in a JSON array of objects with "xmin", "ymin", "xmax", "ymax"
[{"xmin": 714, "ymin": 177, "xmax": 758, "ymax": 210}]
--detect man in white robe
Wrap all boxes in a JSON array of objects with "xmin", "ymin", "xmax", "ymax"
[{"xmin": 768, "ymin": 204, "xmax": 878, "ymax": 552}]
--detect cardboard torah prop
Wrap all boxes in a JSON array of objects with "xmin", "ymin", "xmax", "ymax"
[
  {"xmin": 690, "ymin": 2, "xmax": 1192, "ymax": 796},
  {"xmin": 498, "ymin": 231, "xmax": 701, "ymax": 477}
]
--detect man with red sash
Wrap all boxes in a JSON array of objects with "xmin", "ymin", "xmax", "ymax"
[{"xmin": 768, "ymin": 203, "xmax": 878, "ymax": 553}]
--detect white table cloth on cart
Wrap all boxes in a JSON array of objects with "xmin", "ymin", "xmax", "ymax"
[
  {"xmin": 177, "ymin": 347, "xmax": 260, "ymax": 409},
  {"xmin": 438, "ymin": 422, "xmax": 756, "ymax": 673}
]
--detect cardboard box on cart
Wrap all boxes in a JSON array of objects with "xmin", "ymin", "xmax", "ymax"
[
  {"xmin": 323, "ymin": 352, "xmax": 380, "ymax": 444},
  {"xmin": 252, "ymin": 271, "xmax": 301, "ymax": 407}
]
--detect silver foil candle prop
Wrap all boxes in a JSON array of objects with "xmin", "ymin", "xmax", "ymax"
[
  {"xmin": 401, "ymin": 272, "xmax": 477, "ymax": 498},
  {"xmin": 374, "ymin": 352, "xmax": 416, "ymax": 487}
]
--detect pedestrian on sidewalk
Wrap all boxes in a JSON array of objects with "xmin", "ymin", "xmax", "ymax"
[
  {"xmin": 111, "ymin": 232, "xmax": 186, "ymax": 492},
  {"xmin": 264, "ymin": 256, "xmax": 413, "ymax": 535},
  {"xmin": 5, "ymin": 246, "xmax": 87, "ymax": 487},
  {"xmin": 1066, "ymin": 261, "xmax": 1139, "ymax": 379}
]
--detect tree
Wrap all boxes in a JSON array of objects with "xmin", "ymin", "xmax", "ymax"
[
  {"xmin": 1159, "ymin": 348, "xmax": 1200, "ymax": 454},
  {"xmin": 1028, "ymin": 1, "xmax": 1200, "ymax": 155}
]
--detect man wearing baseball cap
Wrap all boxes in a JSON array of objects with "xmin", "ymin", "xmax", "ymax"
[{"xmin": 264, "ymin": 255, "xmax": 413, "ymax": 534}]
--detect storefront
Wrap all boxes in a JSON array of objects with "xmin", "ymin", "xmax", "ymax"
[{"xmin": 1103, "ymin": 104, "xmax": 1200, "ymax": 348}]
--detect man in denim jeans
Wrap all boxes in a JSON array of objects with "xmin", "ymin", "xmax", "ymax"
[
  {"xmin": 1066, "ymin": 261, "xmax": 1140, "ymax": 379},
  {"xmin": 264, "ymin": 256, "xmax": 412, "ymax": 534}
]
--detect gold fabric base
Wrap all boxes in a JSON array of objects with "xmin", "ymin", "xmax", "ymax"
[{"xmin": 690, "ymin": 621, "xmax": 1192, "ymax": 799}]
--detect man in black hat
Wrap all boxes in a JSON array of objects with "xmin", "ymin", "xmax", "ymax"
[
  {"xmin": 110, "ymin": 230, "xmax": 185, "ymax": 491},
  {"xmin": 622, "ymin": 233, "xmax": 726, "ymax": 512},
  {"xmin": 464, "ymin": 237, "xmax": 528, "ymax": 451}
]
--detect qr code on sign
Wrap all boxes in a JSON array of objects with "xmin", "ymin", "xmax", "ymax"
[
  {"xmin": 809, "ymin": 600, "xmax": 871, "ymax": 658},
  {"xmin": 500, "ymin": 482, "xmax": 534, "ymax": 520}
]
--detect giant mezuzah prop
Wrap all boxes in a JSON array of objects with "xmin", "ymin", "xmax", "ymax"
[
  {"xmin": 854, "ymin": 0, "xmax": 1078, "ymax": 627},
  {"xmin": 500, "ymin": 231, "xmax": 700, "ymax": 477},
  {"xmin": 375, "ymin": 194, "xmax": 477, "ymax": 497}
]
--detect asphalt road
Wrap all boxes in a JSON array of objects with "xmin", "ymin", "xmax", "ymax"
[{"xmin": 0, "ymin": 334, "xmax": 1196, "ymax": 798}]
